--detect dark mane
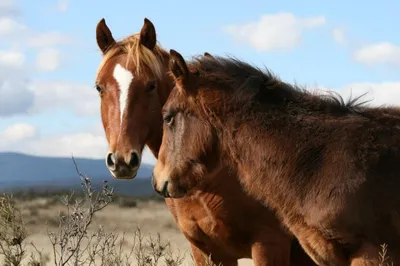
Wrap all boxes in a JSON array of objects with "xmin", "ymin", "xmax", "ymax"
[{"xmin": 188, "ymin": 55, "xmax": 369, "ymax": 116}]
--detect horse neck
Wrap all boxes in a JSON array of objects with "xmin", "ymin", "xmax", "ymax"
[{"xmin": 215, "ymin": 107, "xmax": 310, "ymax": 211}]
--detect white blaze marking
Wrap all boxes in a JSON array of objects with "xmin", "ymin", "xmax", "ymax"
[{"xmin": 113, "ymin": 64, "xmax": 134, "ymax": 125}]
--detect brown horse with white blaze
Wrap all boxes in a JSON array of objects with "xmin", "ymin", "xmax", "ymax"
[
  {"xmin": 152, "ymin": 49, "xmax": 400, "ymax": 265},
  {"xmin": 94, "ymin": 18, "xmax": 317, "ymax": 266}
]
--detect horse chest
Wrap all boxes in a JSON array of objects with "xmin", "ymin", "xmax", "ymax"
[
  {"xmin": 175, "ymin": 199, "xmax": 235, "ymax": 248},
  {"xmin": 176, "ymin": 205, "xmax": 253, "ymax": 258},
  {"xmin": 178, "ymin": 211, "xmax": 228, "ymax": 240}
]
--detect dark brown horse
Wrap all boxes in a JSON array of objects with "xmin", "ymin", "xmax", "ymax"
[
  {"xmin": 152, "ymin": 49, "xmax": 400, "ymax": 266},
  {"xmin": 94, "ymin": 18, "xmax": 316, "ymax": 266}
]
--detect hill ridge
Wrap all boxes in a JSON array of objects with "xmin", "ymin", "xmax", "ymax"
[{"xmin": 0, "ymin": 152, "xmax": 156, "ymax": 197}]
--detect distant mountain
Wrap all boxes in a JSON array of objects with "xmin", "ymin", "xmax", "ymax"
[{"xmin": 0, "ymin": 152, "xmax": 157, "ymax": 197}]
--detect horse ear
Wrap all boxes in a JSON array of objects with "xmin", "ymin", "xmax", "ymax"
[
  {"xmin": 169, "ymin": 49, "xmax": 189, "ymax": 81},
  {"xmin": 204, "ymin": 52, "xmax": 214, "ymax": 59},
  {"xmin": 96, "ymin": 18, "xmax": 116, "ymax": 54},
  {"xmin": 139, "ymin": 18, "xmax": 157, "ymax": 50}
]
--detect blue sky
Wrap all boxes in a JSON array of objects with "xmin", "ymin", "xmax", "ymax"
[{"xmin": 0, "ymin": 0, "xmax": 398, "ymax": 165}]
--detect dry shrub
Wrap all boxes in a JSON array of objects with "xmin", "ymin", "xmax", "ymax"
[
  {"xmin": 379, "ymin": 243, "xmax": 394, "ymax": 266},
  {"xmin": 0, "ymin": 194, "xmax": 27, "ymax": 266},
  {"xmin": 0, "ymin": 157, "xmax": 186, "ymax": 266}
]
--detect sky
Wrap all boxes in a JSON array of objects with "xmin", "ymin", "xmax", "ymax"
[{"xmin": 0, "ymin": 0, "xmax": 398, "ymax": 165}]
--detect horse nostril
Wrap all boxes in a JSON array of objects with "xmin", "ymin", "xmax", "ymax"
[
  {"xmin": 106, "ymin": 153, "xmax": 116, "ymax": 170},
  {"xmin": 129, "ymin": 152, "xmax": 140, "ymax": 169},
  {"xmin": 161, "ymin": 181, "xmax": 170, "ymax": 198}
]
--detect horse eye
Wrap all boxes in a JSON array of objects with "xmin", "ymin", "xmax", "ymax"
[
  {"xmin": 163, "ymin": 114, "xmax": 174, "ymax": 126},
  {"xmin": 95, "ymin": 85, "xmax": 104, "ymax": 93},
  {"xmin": 147, "ymin": 81, "xmax": 156, "ymax": 92}
]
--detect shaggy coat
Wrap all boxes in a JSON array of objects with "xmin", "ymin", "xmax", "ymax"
[{"xmin": 153, "ymin": 49, "xmax": 400, "ymax": 266}]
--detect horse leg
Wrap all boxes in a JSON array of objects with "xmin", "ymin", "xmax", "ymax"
[
  {"xmin": 290, "ymin": 238, "xmax": 318, "ymax": 266},
  {"xmin": 292, "ymin": 225, "xmax": 348, "ymax": 266},
  {"xmin": 251, "ymin": 241, "xmax": 291, "ymax": 266},
  {"xmin": 190, "ymin": 243, "xmax": 210, "ymax": 266},
  {"xmin": 190, "ymin": 243, "xmax": 237, "ymax": 266}
]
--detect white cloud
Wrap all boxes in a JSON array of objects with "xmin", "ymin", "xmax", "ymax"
[
  {"xmin": 0, "ymin": 1, "xmax": 23, "ymax": 34},
  {"xmin": 56, "ymin": 0, "xmax": 69, "ymax": 12},
  {"xmin": 0, "ymin": 0, "xmax": 18, "ymax": 17},
  {"xmin": 0, "ymin": 49, "xmax": 33, "ymax": 117},
  {"xmin": 0, "ymin": 17, "xmax": 26, "ymax": 36},
  {"xmin": 223, "ymin": 12, "xmax": 326, "ymax": 52},
  {"xmin": 0, "ymin": 0, "xmax": 16, "ymax": 10},
  {"xmin": 0, "ymin": 0, "xmax": 72, "ymax": 47},
  {"xmin": 27, "ymin": 132, "xmax": 108, "ymax": 158},
  {"xmin": 0, "ymin": 49, "xmax": 24, "ymax": 68},
  {"xmin": 332, "ymin": 27, "xmax": 346, "ymax": 46},
  {"xmin": 142, "ymin": 146, "xmax": 157, "ymax": 165},
  {"xmin": 0, "ymin": 79, "xmax": 34, "ymax": 116},
  {"xmin": 0, "ymin": 1, "xmax": 76, "ymax": 117},
  {"xmin": 27, "ymin": 32, "xmax": 74, "ymax": 48},
  {"xmin": 354, "ymin": 42, "xmax": 400, "ymax": 67},
  {"xmin": 0, "ymin": 125, "xmax": 107, "ymax": 159},
  {"xmin": 0, "ymin": 123, "xmax": 37, "ymax": 148},
  {"xmin": 0, "ymin": 11, "xmax": 79, "ymax": 117},
  {"xmin": 27, "ymin": 80, "xmax": 100, "ymax": 116},
  {"xmin": 0, "ymin": 0, "xmax": 14, "ymax": 9},
  {"xmin": 0, "ymin": 122, "xmax": 157, "ymax": 164},
  {"xmin": 337, "ymin": 82, "xmax": 400, "ymax": 107},
  {"xmin": 0, "ymin": 77, "xmax": 99, "ymax": 117},
  {"xmin": 0, "ymin": 0, "xmax": 81, "ymax": 118},
  {"xmin": 35, "ymin": 48, "xmax": 61, "ymax": 72}
]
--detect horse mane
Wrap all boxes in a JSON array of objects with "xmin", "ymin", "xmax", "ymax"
[
  {"xmin": 188, "ymin": 55, "xmax": 369, "ymax": 115},
  {"xmin": 97, "ymin": 33, "xmax": 168, "ymax": 79}
]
